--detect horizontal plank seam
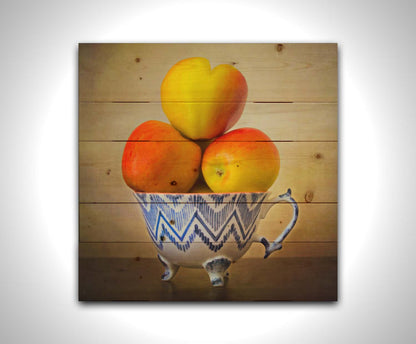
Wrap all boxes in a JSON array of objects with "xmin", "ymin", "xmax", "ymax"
[
  {"xmin": 79, "ymin": 241, "xmax": 338, "ymax": 244},
  {"xmin": 79, "ymin": 101, "xmax": 338, "ymax": 105},
  {"xmin": 79, "ymin": 140, "xmax": 338, "ymax": 143},
  {"xmin": 79, "ymin": 201, "xmax": 338, "ymax": 205}
]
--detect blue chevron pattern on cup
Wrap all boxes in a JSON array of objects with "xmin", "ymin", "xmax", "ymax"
[{"xmin": 134, "ymin": 192, "xmax": 268, "ymax": 252}]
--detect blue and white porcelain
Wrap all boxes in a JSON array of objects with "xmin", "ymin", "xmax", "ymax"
[{"xmin": 134, "ymin": 189, "xmax": 298, "ymax": 286}]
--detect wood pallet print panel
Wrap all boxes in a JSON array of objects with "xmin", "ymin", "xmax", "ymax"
[{"xmin": 78, "ymin": 43, "xmax": 338, "ymax": 301}]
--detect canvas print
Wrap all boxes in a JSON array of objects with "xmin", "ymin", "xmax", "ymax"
[{"xmin": 79, "ymin": 43, "xmax": 338, "ymax": 301}]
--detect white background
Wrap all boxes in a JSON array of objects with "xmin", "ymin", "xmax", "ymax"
[{"xmin": 1, "ymin": 0, "xmax": 415, "ymax": 343}]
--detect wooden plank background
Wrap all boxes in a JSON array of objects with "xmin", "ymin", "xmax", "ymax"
[
  {"xmin": 79, "ymin": 43, "xmax": 338, "ymax": 259},
  {"xmin": 79, "ymin": 43, "xmax": 337, "ymax": 102}
]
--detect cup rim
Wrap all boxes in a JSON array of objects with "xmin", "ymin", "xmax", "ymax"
[{"xmin": 134, "ymin": 191, "xmax": 271, "ymax": 196}]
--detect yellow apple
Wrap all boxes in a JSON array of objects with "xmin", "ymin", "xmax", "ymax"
[
  {"xmin": 160, "ymin": 57, "xmax": 248, "ymax": 140},
  {"xmin": 201, "ymin": 128, "xmax": 280, "ymax": 193}
]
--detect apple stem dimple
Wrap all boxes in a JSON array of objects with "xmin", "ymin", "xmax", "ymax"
[{"xmin": 216, "ymin": 169, "xmax": 224, "ymax": 177}]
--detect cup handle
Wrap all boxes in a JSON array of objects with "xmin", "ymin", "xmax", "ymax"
[{"xmin": 255, "ymin": 188, "xmax": 299, "ymax": 258}]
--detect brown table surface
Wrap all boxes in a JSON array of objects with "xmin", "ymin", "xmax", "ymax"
[{"xmin": 79, "ymin": 257, "xmax": 337, "ymax": 301}]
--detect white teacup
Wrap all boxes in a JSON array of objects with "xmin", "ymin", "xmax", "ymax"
[{"xmin": 134, "ymin": 189, "xmax": 298, "ymax": 286}]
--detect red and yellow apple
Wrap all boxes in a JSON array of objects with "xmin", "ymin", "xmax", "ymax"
[
  {"xmin": 122, "ymin": 120, "xmax": 201, "ymax": 193},
  {"xmin": 160, "ymin": 57, "xmax": 248, "ymax": 140},
  {"xmin": 201, "ymin": 128, "xmax": 280, "ymax": 193}
]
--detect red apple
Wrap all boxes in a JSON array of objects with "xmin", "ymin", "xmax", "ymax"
[{"xmin": 122, "ymin": 120, "xmax": 201, "ymax": 193}]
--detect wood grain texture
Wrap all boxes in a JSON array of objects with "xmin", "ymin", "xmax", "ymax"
[
  {"xmin": 79, "ymin": 43, "xmax": 337, "ymax": 102},
  {"xmin": 78, "ymin": 43, "xmax": 338, "ymax": 260},
  {"xmin": 79, "ymin": 141, "xmax": 337, "ymax": 203},
  {"xmin": 79, "ymin": 257, "xmax": 337, "ymax": 301},
  {"xmin": 79, "ymin": 203, "xmax": 337, "ymax": 243},
  {"xmin": 79, "ymin": 102, "xmax": 338, "ymax": 141},
  {"xmin": 79, "ymin": 242, "xmax": 337, "ymax": 258}
]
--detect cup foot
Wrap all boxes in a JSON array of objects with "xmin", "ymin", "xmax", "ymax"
[
  {"xmin": 203, "ymin": 257, "xmax": 231, "ymax": 287},
  {"xmin": 157, "ymin": 254, "xmax": 179, "ymax": 281}
]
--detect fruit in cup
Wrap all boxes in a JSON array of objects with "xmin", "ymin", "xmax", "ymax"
[
  {"xmin": 201, "ymin": 128, "xmax": 280, "ymax": 193},
  {"xmin": 160, "ymin": 57, "xmax": 248, "ymax": 140},
  {"xmin": 122, "ymin": 120, "xmax": 201, "ymax": 193},
  {"xmin": 188, "ymin": 172, "xmax": 213, "ymax": 193}
]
